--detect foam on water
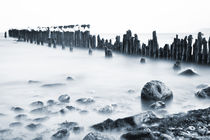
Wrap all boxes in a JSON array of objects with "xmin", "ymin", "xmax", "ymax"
[{"xmin": 0, "ymin": 36, "xmax": 210, "ymax": 139}]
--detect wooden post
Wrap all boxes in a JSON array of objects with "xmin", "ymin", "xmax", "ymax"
[
  {"xmin": 208, "ymin": 37, "xmax": 210, "ymax": 64},
  {"xmin": 202, "ymin": 38, "xmax": 208, "ymax": 64},
  {"xmin": 186, "ymin": 35, "xmax": 193, "ymax": 62},
  {"xmin": 196, "ymin": 32, "xmax": 203, "ymax": 64}
]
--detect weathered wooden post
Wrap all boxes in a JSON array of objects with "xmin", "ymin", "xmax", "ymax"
[
  {"xmin": 196, "ymin": 32, "xmax": 203, "ymax": 64},
  {"xmin": 4, "ymin": 32, "xmax": 7, "ymax": 38},
  {"xmin": 186, "ymin": 35, "xmax": 193, "ymax": 62},
  {"xmin": 208, "ymin": 37, "xmax": 210, "ymax": 64},
  {"xmin": 61, "ymin": 31, "xmax": 65, "ymax": 49},
  {"xmin": 47, "ymin": 28, "xmax": 52, "ymax": 47},
  {"xmin": 202, "ymin": 38, "xmax": 208, "ymax": 64},
  {"xmin": 152, "ymin": 31, "xmax": 159, "ymax": 58},
  {"xmin": 142, "ymin": 43, "xmax": 146, "ymax": 56}
]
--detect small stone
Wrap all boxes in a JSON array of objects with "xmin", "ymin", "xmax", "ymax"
[
  {"xmin": 25, "ymin": 123, "xmax": 41, "ymax": 131},
  {"xmin": 140, "ymin": 58, "xmax": 146, "ymax": 63},
  {"xmin": 66, "ymin": 76, "xmax": 74, "ymax": 81},
  {"xmin": 58, "ymin": 94, "xmax": 70, "ymax": 103},
  {"xmin": 9, "ymin": 122, "xmax": 22, "ymax": 127},
  {"xmin": 179, "ymin": 69, "xmax": 198, "ymax": 76},
  {"xmin": 30, "ymin": 101, "xmax": 44, "ymax": 107},
  {"xmin": 11, "ymin": 107, "xmax": 24, "ymax": 112},
  {"xmin": 51, "ymin": 129, "xmax": 70, "ymax": 140},
  {"xmin": 72, "ymin": 126, "xmax": 84, "ymax": 134},
  {"xmin": 47, "ymin": 100, "xmax": 57, "ymax": 106},
  {"xmin": 76, "ymin": 98, "xmax": 94, "ymax": 105},
  {"xmin": 15, "ymin": 114, "xmax": 27, "ymax": 120}
]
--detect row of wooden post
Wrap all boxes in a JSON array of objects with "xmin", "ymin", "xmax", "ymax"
[{"xmin": 7, "ymin": 27, "xmax": 210, "ymax": 64}]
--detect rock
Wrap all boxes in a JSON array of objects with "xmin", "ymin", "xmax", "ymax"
[
  {"xmin": 72, "ymin": 126, "xmax": 84, "ymax": 134},
  {"xmin": 173, "ymin": 61, "xmax": 181, "ymax": 70},
  {"xmin": 11, "ymin": 107, "xmax": 24, "ymax": 112},
  {"xmin": 92, "ymin": 111, "xmax": 158, "ymax": 132},
  {"xmin": 83, "ymin": 132, "xmax": 115, "ymax": 140},
  {"xmin": 41, "ymin": 83, "xmax": 65, "ymax": 87},
  {"xmin": 179, "ymin": 69, "xmax": 198, "ymax": 76},
  {"xmin": 76, "ymin": 98, "xmax": 94, "ymax": 104},
  {"xmin": 9, "ymin": 122, "xmax": 22, "ymax": 127},
  {"xmin": 33, "ymin": 116, "xmax": 49, "ymax": 122},
  {"xmin": 58, "ymin": 94, "xmax": 70, "ymax": 103},
  {"xmin": 15, "ymin": 114, "xmax": 27, "ymax": 120},
  {"xmin": 150, "ymin": 101, "xmax": 165, "ymax": 109},
  {"xmin": 80, "ymin": 110, "xmax": 88, "ymax": 114},
  {"xmin": 47, "ymin": 99, "xmax": 57, "ymax": 106},
  {"xmin": 28, "ymin": 80, "xmax": 40, "ymax": 84},
  {"xmin": 59, "ymin": 109, "xmax": 66, "ymax": 114},
  {"xmin": 98, "ymin": 104, "xmax": 117, "ymax": 114},
  {"xmin": 25, "ymin": 123, "xmax": 41, "ymax": 131},
  {"xmin": 60, "ymin": 121, "xmax": 78, "ymax": 130},
  {"xmin": 30, "ymin": 101, "xmax": 44, "ymax": 107},
  {"xmin": 120, "ymin": 129, "xmax": 156, "ymax": 140},
  {"xmin": 127, "ymin": 89, "xmax": 135, "ymax": 94},
  {"xmin": 30, "ymin": 107, "xmax": 49, "ymax": 114},
  {"xmin": 141, "ymin": 80, "xmax": 173, "ymax": 101},
  {"xmin": 66, "ymin": 76, "xmax": 74, "ymax": 81},
  {"xmin": 195, "ymin": 87, "xmax": 210, "ymax": 98},
  {"xmin": 66, "ymin": 106, "xmax": 76, "ymax": 111},
  {"xmin": 0, "ymin": 129, "xmax": 11, "ymax": 135},
  {"xmin": 51, "ymin": 129, "xmax": 70, "ymax": 140},
  {"xmin": 140, "ymin": 58, "xmax": 146, "ymax": 63}
]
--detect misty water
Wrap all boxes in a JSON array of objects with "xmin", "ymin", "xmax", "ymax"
[{"xmin": 0, "ymin": 34, "xmax": 210, "ymax": 139}]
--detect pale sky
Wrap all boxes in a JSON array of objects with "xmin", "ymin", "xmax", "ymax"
[{"xmin": 0, "ymin": 0, "xmax": 210, "ymax": 34}]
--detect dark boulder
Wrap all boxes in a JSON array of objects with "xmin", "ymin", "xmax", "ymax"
[
  {"xmin": 66, "ymin": 76, "xmax": 74, "ymax": 81},
  {"xmin": 65, "ymin": 106, "xmax": 77, "ymax": 111},
  {"xmin": 25, "ymin": 123, "xmax": 41, "ymax": 131},
  {"xmin": 11, "ymin": 107, "xmax": 24, "ymax": 112},
  {"xmin": 41, "ymin": 83, "xmax": 65, "ymax": 87},
  {"xmin": 47, "ymin": 99, "xmax": 57, "ymax": 106},
  {"xmin": 15, "ymin": 114, "xmax": 27, "ymax": 120},
  {"xmin": 72, "ymin": 126, "xmax": 84, "ymax": 134},
  {"xmin": 92, "ymin": 111, "xmax": 158, "ymax": 132},
  {"xmin": 141, "ymin": 80, "xmax": 173, "ymax": 101},
  {"xmin": 51, "ymin": 129, "xmax": 70, "ymax": 140},
  {"xmin": 195, "ymin": 87, "xmax": 210, "ymax": 98},
  {"xmin": 58, "ymin": 94, "xmax": 70, "ymax": 103},
  {"xmin": 140, "ymin": 58, "xmax": 146, "ymax": 64},
  {"xmin": 30, "ymin": 101, "xmax": 44, "ymax": 108},
  {"xmin": 179, "ymin": 69, "xmax": 198, "ymax": 76},
  {"xmin": 76, "ymin": 98, "xmax": 94, "ymax": 105},
  {"xmin": 9, "ymin": 122, "xmax": 22, "ymax": 127}
]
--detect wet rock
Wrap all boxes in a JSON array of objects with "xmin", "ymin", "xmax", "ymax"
[
  {"xmin": 9, "ymin": 122, "xmax": 22, "ymax": 127},
  {"xmin": 179, "ymin": 69, "xmax": 198, "ymax": 76},
  {"xmin": 0, "ymin": 113, "xmax": 6, "ymax": 116},
  {"xmin": 41, "ymin": 83, "xmax": 65, "ymax": 87},
  {"xmin": 76, "ymin": 98, "xmax": 94, "ymax": 105},
  {"xmin": 15, "ymin": 114, "xmax": 27, "ymax": 120},
  {"xmin": 47, "ymin": 99, "xmax": 57, "ymax": 106},
  {"xmin": 72, "ymin": 126, "xmax": 84, "ymax": 134},
  {"xmin": 0, "ymin": 129, "xmax": 11, "ymax": 135},
  {"xmin": 51, "ymin": 129, "xmax": 70, "ymax": 140},
  {"xmin": 80, "ymin": 110, "xmax": 88, "ymax": 114},
  {"xmin": 83, "ymin": 132, "xmax": 115, "ymax": 140},
  {"xmin": 66, "ymin": 106, "xmax": 76, "ymax": 111},
  {"xmin": 59, "ymin": 109, "xmax": 67, "ymax": 114},
  {"xmin": 60, "ymin": 121, "xmax": 78, "ymax": 130},
  {"xmin": 173, "ymin": 61, "xmax": 181, "ymax": 70},
  {"xmin": 11, "ymin": 107, "xmax": 24, "ymax": 112},
  {"xmin": 150, "ymin": 101, "xmax": 165, "ymax": 109},
  {"xmin": 127, "ymin": 89, "xmax": 135, "ymax": 94},
  {"xmin": 141, "ymin": 80, "xmax": 173, "ymax": 101},
  {"xmin": 30, "ymin": 101, "xmax": 44, "ymax": 107},
  {"xmin": 30, "ymin": 107, "xmax": 48, "ymax": 114},
  {"xmin": 98, "ymin": 104, "xmax": 116, "ymax": 114},
  {"xmin": 120, "ymin": 129, "xmax": 156, "ymax": 140},
  {"xmin": 33, "ymin": 116, "xmax": 49, "ymax": 122},
  {"xmin": 92, "ymin": 111, "xmax": 158, "ymax": 132},
  {"xmin": 140, "ymin": 58, "xmax": 146, "ymax": 63},
  {"xmin": 25, "ymin": 123, "xmax": 41, "ymax": 131},
  {"xmin": 195, "ymin": 86, "xmax": 210, "ymax": 98},
  {"xmin": 28, "ymin": 80, "xmax": 40, "ymax": 84},
  {"xmin": 58, "ymin": 94, "xmax": 70, "ymax": 103},
  {"xmin": 66, "ymin": 76, "xmax": 74, "ymax": 81}
]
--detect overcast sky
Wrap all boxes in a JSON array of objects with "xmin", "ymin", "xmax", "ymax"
[{"xmin": 0, "ymin": 0, "xmax": 210, "ymax": 34}]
